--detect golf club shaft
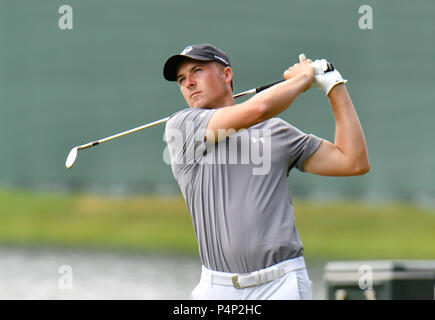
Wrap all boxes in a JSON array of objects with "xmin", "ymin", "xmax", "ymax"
[
  {"xmin": 77, "ymin": 117, "xmax": 170, "ymax": 151},
  {"xmin": 75, "ymin": 79, "xmax": 286, "ymax": 151}
]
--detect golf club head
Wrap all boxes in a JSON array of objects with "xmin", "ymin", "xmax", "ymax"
[{"xmin": 65, "ymin": 147, "xmax": 78, "ymax": 169}]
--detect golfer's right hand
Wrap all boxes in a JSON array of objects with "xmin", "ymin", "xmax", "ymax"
[{"xmin": 283, "ymin": 54, "xmax": 314, "ymax": 91}]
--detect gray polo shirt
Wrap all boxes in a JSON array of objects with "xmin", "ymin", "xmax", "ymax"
[{"xmin": 164, "ymin": 107, "xmax": 322, "ymax": 273}]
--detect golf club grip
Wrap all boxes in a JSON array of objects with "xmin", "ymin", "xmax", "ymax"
[
  {"xmin": 255, "ymin": 80, "xmax": 285, "ymax": 93},
  {"xmin": 255, "ymin": 61, "xmax": 335, "ymax": 94}
]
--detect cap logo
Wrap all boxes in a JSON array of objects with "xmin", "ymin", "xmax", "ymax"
[
  {"xmin": 181, "ymin": 46, "xmax": 193, "ymax": 55},
  {"xmin": 214, "ymin": 55, "xmax": 228, "ymax": 65}
]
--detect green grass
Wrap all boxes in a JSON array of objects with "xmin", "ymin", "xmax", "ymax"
[
  {"xmin": 0, "ymin": 188, "xmax": 434, "ymax": 260},
  {"xmin": 0, "ymin": 189, "xmax": 198, "ymax": 254},
  {"xmin": 294, "ymin": 200, "xmax": 435, "ymax": 260}
]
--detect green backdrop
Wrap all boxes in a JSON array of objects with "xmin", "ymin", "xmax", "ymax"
[{"xmin": 1, "ymin": 0, "xmax": 434, "ymax": 204}]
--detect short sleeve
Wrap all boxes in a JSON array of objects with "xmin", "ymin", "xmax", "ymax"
[
  {"xmin": 293, "ymin": 134, "xmax": 323, "ymax": 172},
  {"xmin": 277, "ymin": 119, "xmax": 323, "ymax": 173},
  {"xmin": 164, "ymin": 108, "xmax": 216, "ymax": 177}
]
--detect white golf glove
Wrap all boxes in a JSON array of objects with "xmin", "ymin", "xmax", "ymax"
[{"xmin": 311, "ymin": 59, "xmax": 348, "ymax": 96}]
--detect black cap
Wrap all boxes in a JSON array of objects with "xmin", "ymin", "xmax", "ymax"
[{"xmin": 163, "ymin": 44, "xmax": 231, "ymax": 81}]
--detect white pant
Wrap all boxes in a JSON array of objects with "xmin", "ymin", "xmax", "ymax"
[{"xmin": 190, "ymin": 257, "xmax": 313, "ymax": 300}]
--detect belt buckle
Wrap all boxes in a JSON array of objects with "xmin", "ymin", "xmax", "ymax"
[
  {"xmin": 232, "ymin": 276, "xmax": 242, "ymax": 289},
  {"xmin": 232, "ymin": 275, "xmax": 256, "ymax": 289},
  {"xmin": 232, "ymin": 267, "xmax": 285, "ymax": 289}
]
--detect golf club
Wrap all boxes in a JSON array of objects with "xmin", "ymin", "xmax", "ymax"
[{"xmin": 65, "ymin": 60, "xmax": 334, "ymax": 169}]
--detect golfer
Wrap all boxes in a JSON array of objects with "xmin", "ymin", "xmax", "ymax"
[{"xmin": 163, "ymin": 44, "xmax": 369, "ymax": 300}]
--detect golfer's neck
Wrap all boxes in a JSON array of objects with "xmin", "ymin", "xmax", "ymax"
[
  {"xmin": 209, "ymin": 95, "xmax": 235, "ymax": 110},
  {"xmin": 220, "ymin": 95, "xmax": 235, "ymax": 108}
]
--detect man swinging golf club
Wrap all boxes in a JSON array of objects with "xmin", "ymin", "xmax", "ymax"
[{"xmin": 163, "ymin": 43, "xmax": 369, "ymax": 300}]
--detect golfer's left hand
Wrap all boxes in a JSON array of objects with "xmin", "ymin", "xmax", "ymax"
[{"xmin": 311, "ymin": 59, "xmax": 348, "ymax": 96}]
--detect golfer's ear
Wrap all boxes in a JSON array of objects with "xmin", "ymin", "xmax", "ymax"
[{"xmin": 224, "ymin": 67, "xmax": 233, "ymax": 86}]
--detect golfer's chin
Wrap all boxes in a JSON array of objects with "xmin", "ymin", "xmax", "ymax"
[{"xmin": 189, "ymin": 96, "xmax": 210, "ymax": 109}]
